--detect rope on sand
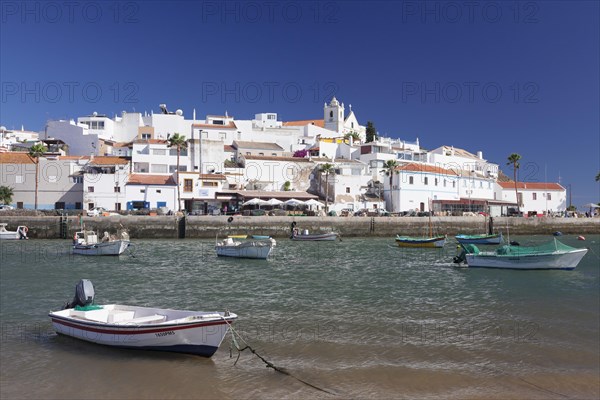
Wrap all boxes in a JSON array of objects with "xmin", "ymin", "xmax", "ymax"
[{"xmin": 222, "ymin": 317, "xmax": 335, "ymax": 395}]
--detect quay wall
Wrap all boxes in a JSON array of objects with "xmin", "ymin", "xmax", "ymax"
[{"xmin": 1, "ymin": 216, "xmax": 598, "ymax": 239}]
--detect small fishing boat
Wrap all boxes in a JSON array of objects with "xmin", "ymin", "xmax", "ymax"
[
  {"xmin": 453, "ymin": 238, "xmax": 588, "ymax": 270},
  {"xmin": 291, "ymin": 229, "xmax": 339, "ymax": 241},
  {"xmin": 455, "ymin": 232, "xmax": 503, "ymax": 245},
  {"xmin": 395, "ymin": 235, "xmax": 446, "ymax": 248},
  {"xmin": 72, "ymin": 230, "xmax": 130, "ymax": 256},
  {"xmin": 0, "ymin": 223, "xmax": 29, "ymax": 240},
  {"xmin": 215, "ymin": 236, "xmax": 275, "ymax": 259},
  {"xmin": 48, "ymin": 279, "xmax": 237, "ymax": 357}
]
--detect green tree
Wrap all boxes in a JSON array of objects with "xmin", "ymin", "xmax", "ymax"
[
  {"xmin": 506, "ymin": 153, "xmax": 522, "ymax": 215},
  {"xmin": 29, "ymin": 143, "xmax": 47, "ymax": 210},
  {"xmin": 283, "ymin": 181, "xmax": 291, "ymax": 191},
  {"xmin": 595, "ymin": 172, "xmax": 600, "ymax": 182},
  {"xmin": 365, "ymin": 121, "xmax": 377, "ymax": 143},
  {"xmin": 167, "ymin": 133, "xmax": 187, "ymax": 212},
  {"xmin": 0, "ymin": 186, "xmax": 14, "ymax": 205},
  {"xmin": 344, "ymin": 131, "xmax": 360, "ymax": 143},
  {"xmin": 382, "ymin": 159, "xmax": 399, "ymax": 212},
  {"xmin": 320, "ymin": 163, "xmax": 335, "ymax": 213}
]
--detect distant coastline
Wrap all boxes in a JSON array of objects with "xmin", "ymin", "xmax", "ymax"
[{"xmin": 1, "ymin": 215, "xmax": 598, "ymax": 239}]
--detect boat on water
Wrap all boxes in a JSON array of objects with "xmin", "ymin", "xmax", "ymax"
[
  {"xmin": 72, "ymin": 230, "xmax": 130, "ymax": 256},
  {"xmin": 291, "ymin": 228, "xmax": 339, "ymax": 241},
  {"xmin": 395, "ymin": 235, "xmax": 446, "ymax": 248},
  {"xmin": 396, "ymin": 201, "xmax": 446, "ymax": 248},
  {"xmin": 0, "ymin": 223, "xmax": 29, "ymax": 240},
  {"xmin": 453, "ymin": 238, "xmax": 588, "ymax": 270},
  {"xmin": 48, "ymin": 279, "xmax": 237, "ymax": 357},
  {"xmin": 215, "ymin": 236, "xmax": 275, "ymax": 259},
  {"xmin": 455, "ymin": 232, "xmax": 503, "ymax": 245}
]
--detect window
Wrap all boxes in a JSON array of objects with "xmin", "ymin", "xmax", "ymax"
[
  {"xmin": 141, "ymin": 133, "xmax": 151, "ymax": 140},
  {"xmin": 452, "ymin": 181, "xmax": 456, "ymax": 188},
  {"xmin": 479, "ymin": 181, "xmax": 483, "ymax": 188},
  {"xmin": 115, "ymin": 203, "xmax": 122, "ymax": 211},
  {"xmin": 88, "ymin": 203, "xmax": 95, "ymax": 210},
  {"xmin": 184, "ymin": 179, "xmax": 193, "ymax": 192},
  {"xmin": 17, "ymin": 202, "xmax": 23, "ymax": 209},
  {"xmin": 346, "ymin": 187, "xmax": 351, "ymax": 193},
  {"xmin": 547, "ymin": 193, "xmax": 552, "ymax": 200},
  {"xmin": 152, "ymin": 149, "xmax": 166, "ymax": 155},
  {"xmin": 72, "ymin": 176, "xmax": 83, "ymax": 184},
  {"xmin": 409, "ymin": 176, "xmax": 414, "ymax": 184},
  {"xmin": 532, "ymin": 193, "xmax": 537, "ymax": 200},
  {"xmin": 272, "ymin": 153, "xmax": 277, "ymax": 156},
  {"xmin": 55, "ymin": 202, "xmax": 65, "ymax": 209},
  {"xmin": 151, "ymin": 164, "xmax": 168, "ymax": 173},
  {"xmin": 246, "ymin": 152, "xmax": 251, "ymax": 155},
  {"xmin": 140, "ymin": 189, "xmax": 145, "ymax": 193},
  {"xmin": 259, "ymin": 152, "xmax": 264, "ymax": 156},
  {"xmin": 443, "ymin": 179, "xmax": 447, "ymax": 187},
  {"xmin": 75, "ymin": 202, "xmax": 82, "ymax": 209},
  {"xmin": 88, "ymin": 186, "xmax": 94, "ymax": 192},
  {"xmin": 424, "ymin": 177, "xmax": 428, "ymax": 185},
  {"xmin": 114, "ymin": 186, "xmax": 121, "ymax": 193},
  {"xmin": 435, "ymin": 178, "xmax": 438, "ymax": 186},
  {"xmin": 202, "ymin": 181, "xmax": 218, "ymax": 187},
  {"xmin": 156, "ymin": 189, "xmax": 162, "ymax": 193}
]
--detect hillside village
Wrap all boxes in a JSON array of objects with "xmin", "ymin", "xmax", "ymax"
[{"xmin": 0, "ymin": 98, "xmax": 567, "ymax": 217}]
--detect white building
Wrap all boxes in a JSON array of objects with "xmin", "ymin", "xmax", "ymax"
[
  {"xmin": 125, "ymin": 174, "xmax": 177, "ymax": 211},
  {"xmin": 496, "ymin": 181, "xmax": 567, "ymax": 215},
  {"xmin": 82, "ymin": 156, "xmax": 130, "ymax": 211}
]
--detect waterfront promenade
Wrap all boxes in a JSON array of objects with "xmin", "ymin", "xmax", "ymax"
[{"xmin": 1, "ymin": 215, "xmax": 598, "ymax": 239}]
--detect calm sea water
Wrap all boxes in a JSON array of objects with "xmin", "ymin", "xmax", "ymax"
[{"xmin": 1, "ymin": 235, "xmax": 599, "ymax": 399}]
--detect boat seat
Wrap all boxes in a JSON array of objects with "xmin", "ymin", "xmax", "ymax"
[{"xmin": 115, "ymin": 314, "xmax": 166, "ymax": 325}]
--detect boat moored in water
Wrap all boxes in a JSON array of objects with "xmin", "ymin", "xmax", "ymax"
[
  {"xmin": 0, "ymin": 223, "xmax": 29, "ymax": 240},
  {"xmin": 215, "ymin": 236, "xmax": 275, "ymax": 259},
  {"xmin": 48, "ymin": 279, "xmax": 237, "ymax": 357},
  {"xmin": 395, "ymin": 235, "xmax": 446, "ymax": 248},
  {"xmin": 455, "ymin": 232, "xmax": 503, "ymax": 245},
  {"xmin": 453, "ymin": 238, "xmax": 588, "ymax": 270},
  {"xmin": 72, "ymin": 230, "xmax": 130, "ymax": 256}
]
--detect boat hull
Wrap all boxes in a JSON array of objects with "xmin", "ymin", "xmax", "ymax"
[
  {"xmin": 291, "ymin": 233, "xmax": 338, "ymax": 241},
  {"xmin": 48, "ymin": 305, "xmax": 236, "ymax": 357},
  {"xmin": 396, "ymin": 236, "xmax": 446, "ymax": 248},
  {"xmin": 455, "ymin": 233, "xmax": 503, "ymax": 245},
  {"xmin": 466, "ymin": 248, "xmax": 588, "ymax": 270},
  {"xmin": 0, "ymin": 225, "xmax": 28, "ymax": 240},
  {"xmin": 72, "ymin": 240, "xmax": 130, "ymax": 256},
  {"xmin": 215, "ymin": 241, "xmax": 273, "ymax": 259}
]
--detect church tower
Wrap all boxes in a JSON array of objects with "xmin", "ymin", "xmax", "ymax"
[{"xmin": 324, "ymin": 97, "xmax": 345, "ymax": 133}]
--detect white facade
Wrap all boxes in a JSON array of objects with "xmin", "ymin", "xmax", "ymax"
[
  {"xmin": 82, "ymin": 157, "xmax": 130, "ymax": 211},
  {"xmin": 125, "ymin": 174, "xmax": 177, "ymax": 210},
  {"xmin": 496, "ymin": 182, "xmax": 567, "ymax": 215},
  {"xmin": 239, "ymin": 155, "xmax": 314, "ymax": 192}
]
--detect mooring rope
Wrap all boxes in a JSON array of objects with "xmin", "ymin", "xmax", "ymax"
[{"xmin": 221, "ymin": 317, "xmax": 335, "ymax": 395}]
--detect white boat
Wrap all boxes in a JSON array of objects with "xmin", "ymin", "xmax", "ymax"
[
  {"xmin": 215, "ymin": 236, "xmax": 275, "ymax": 259},
  {"xmin": 0, "ymin": 223, "xmax": 28, "ymax": 240},
  {"xmin": 48, "ymin": 280, "xmax": 237, "ymax": 357},
  {"xmin": 72, "ymin": 230, "xmax": 130, "ymax": 256},
  {"xmin": 291, "ymin": 230, "xmax": 339, "ymax": 241},
  {"xmin": 454, "ymin": 238, "xmax": 588, "ymax": 270}
]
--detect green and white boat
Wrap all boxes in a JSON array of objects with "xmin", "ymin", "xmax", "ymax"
[{"xmin": 454, "ymin": 238, "xmax": 588, "ymax": 270}]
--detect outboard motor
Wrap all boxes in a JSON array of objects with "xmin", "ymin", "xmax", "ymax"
[
  {"xmin": 453, "ymin": 245, "xmax": 467, "ymax": 264},
  {"xmin": 65, "ymin": 279, "xmax": 95, "ymax": 309}
]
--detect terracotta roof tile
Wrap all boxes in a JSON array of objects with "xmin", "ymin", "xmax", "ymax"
[
  {"xmin": 498, "ymin": 182, "xmax": 564, "ymax": 190},
  {"xmin": 127, "ymin": 174, "xmax": 176, "ymax": 185},
  {"xmin": 283, "ymin": 119, "xmax": 325, "ymax": 128},
  {"xmin": 243, "ymin": 155, "xmax": 312, "ymax": 162},
  {"xmin": 396, "ymin": 163, "xmax": 459, "ymax": 176},
  {"xmin": 89, "ymin": 156, "xmax": 129, "ymax": 165},
  {"xmin": 0, "ymin": 152, "xmax": 35, "ymax": 164},
  {"xmin": 193, "ymin": 122, "xmax": 237, "ymax": 129}
]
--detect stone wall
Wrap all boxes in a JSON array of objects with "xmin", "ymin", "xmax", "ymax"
[{"xmin": 1, "ymin": 215, "xmax": 598, "ymax": 239}]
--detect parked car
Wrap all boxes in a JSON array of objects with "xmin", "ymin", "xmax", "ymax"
[{"xmin": 0, "ymin": 204, "xmax": 14, "ymax": 211}]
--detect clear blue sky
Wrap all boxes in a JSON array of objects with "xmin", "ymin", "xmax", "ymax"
[{"xmin": 1, "ymin": 1, "xmax": 598, "ymax": 207}]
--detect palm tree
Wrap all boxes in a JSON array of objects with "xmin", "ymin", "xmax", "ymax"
[
  {"xmin": 595, "ymin": 172, "xmax": 600, "ymax": 182},
  {"xmin": 382, "ymin": 159, "xmax": 399, "ymax": 212},
  {"xmin": 29, "ymin": 143, "xmax": 47, "ymax": 209},
  {"xmin": 167, "ymin": 133, "xmax": 188, "ymax": 212},
  {"xmin": 344, "ymin": 131, "xmax": 360, "ymax": 144},
  {"xmin": 507, "ymin": 153, "xmax": 522, "ymax": 215},
  {"xmin": 319, "ymin": 163, "xmax": 335, "ymax": 213},
  {"xmin": 0, "ymin": 185, "xmax": 14, "ymax": 205}
]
